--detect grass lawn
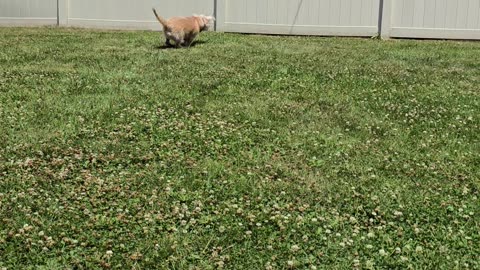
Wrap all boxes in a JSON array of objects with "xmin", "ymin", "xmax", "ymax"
[{"xmin": 0, "ymin": 27, "xmax": 479, "ymax": 269}]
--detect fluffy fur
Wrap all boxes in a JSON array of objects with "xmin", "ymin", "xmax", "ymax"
[{"xmin": 152, "ymin": 8, "xmax": 215, "ymax": 48}]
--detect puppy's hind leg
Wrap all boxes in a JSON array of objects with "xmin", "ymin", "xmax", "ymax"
[
  {"xmin": 173, "ymin": 32, "xmax": 186, "ymax": 49},
  {"xmin": 163, "ymin": 31, "xmax": 176, "ymax": 47}
]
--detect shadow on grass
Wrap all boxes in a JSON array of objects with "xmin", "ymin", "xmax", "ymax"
[{"xmin": 154, "ymin": 40, "xmax": 207, "ymax": 50}]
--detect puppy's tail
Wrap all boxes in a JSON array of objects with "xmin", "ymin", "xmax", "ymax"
[{"xmin": 152, "ymin": 8, "xmax": 169, "ymax": 28}]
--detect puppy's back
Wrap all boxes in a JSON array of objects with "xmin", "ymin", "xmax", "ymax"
[{"xmin": 167, "ymin": 17, "xmax": 200, "ymax": 33}]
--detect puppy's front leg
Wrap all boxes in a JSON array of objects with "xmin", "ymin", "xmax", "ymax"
[
  {"xmin": 183, "ymin": 39, "xmax": 192, "ymax": 48},
  {"xmin": 183, "ymin": 34, "xmax": 197, "ymax": 48}
]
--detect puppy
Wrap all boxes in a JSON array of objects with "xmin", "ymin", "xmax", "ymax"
[{"xmin": 152, "ymin": 8, "xmax": 215, "ymax": 48}]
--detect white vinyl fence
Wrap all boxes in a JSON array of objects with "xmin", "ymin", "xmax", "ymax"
[
  {"xmin": 65, "ymin": 0, "xmax": 214, "ymax": 30},
  {"xmin": 1, "ymin": 0, "xmax": 480, "ymax": 40},
  {"xmin": 216, "ymin": 0, "xmax": 380, "ymax": 36},
  {"xmin": 0, "ymin": 0, "xmax": 57, "ymax": 26},
  {"xmin": 382, "ymin": 0, "xmax": 480, "ymax": 39}
]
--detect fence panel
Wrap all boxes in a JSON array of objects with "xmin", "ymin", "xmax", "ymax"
[
  {"xmin": 67, "ymin": 0, "xmax": 214, "ymax": 30},
  {"xmin": 389, "ymin": 0, "xmax": 480, "ymax": 39},
  {"xmin": 0, "ymin": 0, "xmax": 57, "ymax": 26},
  {"xmin": 216, "ymin": 0, "xmax": 381, "ymax": 36}
]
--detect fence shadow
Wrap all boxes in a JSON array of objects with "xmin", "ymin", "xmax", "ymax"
[{"xmin": 289, "ymin": 0, "xmax": 304, "ymax": 34}]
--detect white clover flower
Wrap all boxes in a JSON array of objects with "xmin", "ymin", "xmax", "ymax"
[{"xmin": 393, "ymin": 211, "xmax": 403, "ymax": 217}]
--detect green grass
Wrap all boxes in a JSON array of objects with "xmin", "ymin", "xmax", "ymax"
[{"xmin": 0, "ymin": 27, "xmax": 479, "ymax": 269}]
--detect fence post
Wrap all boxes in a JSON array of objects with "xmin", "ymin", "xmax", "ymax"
[
  {"xmin": 380, "ymin": 0, "xmax": 392, "ymax": 39},
  {"xmin": 57, "ymin": 0, "xmax": 68, "ymax": 26},
  {"xmin": 215, "ymin": 0, "xmax": 226, "ymax": 32}
]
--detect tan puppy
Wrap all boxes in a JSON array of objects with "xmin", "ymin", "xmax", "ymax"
[{"xmin": 152, "ymin": 8, "xmax": 215, "ymax": 48}]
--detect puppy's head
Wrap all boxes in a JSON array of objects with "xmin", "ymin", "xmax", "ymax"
[{"xmin": 195, "ymin": 15, "xmax": 215, "ymax": 31}]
